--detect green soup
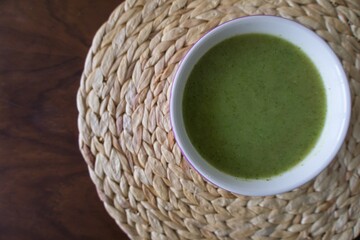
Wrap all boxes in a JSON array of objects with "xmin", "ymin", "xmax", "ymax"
[{"xmin": 183, "ymin": 33, "xmax": 326, "ymax": 179}]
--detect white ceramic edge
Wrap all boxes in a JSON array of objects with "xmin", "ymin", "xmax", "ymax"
[{"xmin": 170, "ymin": 16, "xmax": 351, "ymax": 196}]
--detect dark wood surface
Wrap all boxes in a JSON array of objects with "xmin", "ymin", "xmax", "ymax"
[
  {"xmin": 0, "ymin": 0, "xmax": 129, "ymax": 239},
  {"xmin": 1, "ymin": 1, "xmax": 359, "ymax": 240}
]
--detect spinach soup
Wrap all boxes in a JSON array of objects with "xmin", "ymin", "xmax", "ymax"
[{"xmin": 182, "ymin": 33, "xmax": 326, "ymax": 179}]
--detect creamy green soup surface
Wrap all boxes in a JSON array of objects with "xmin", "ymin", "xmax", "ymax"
[{"xmin": 182, "ymin": 33, "xmax": 326, "ymax": 179}]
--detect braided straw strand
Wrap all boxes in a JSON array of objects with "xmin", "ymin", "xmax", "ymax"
[{"xmin": 77, "ymin": 0, "xmax": 360, "ymax": 239}]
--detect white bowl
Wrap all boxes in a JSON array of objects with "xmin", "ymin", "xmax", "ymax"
[{"xmin": 170, "ymin": 16, "xmax": 351, "ymax": 196}]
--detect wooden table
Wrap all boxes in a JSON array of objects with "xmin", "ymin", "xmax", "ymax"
[
  {"xmin": 1, "ymin": 1, "xmax": 359, "ymax": 240},
  {"xmin": 0, "ymin": 0, "xmax": 128, "ymax": 239}
]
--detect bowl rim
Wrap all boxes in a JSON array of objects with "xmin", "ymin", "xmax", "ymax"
[{"xmin": 170, "ymin": 15, "xmax": 351, "ymax": 196}]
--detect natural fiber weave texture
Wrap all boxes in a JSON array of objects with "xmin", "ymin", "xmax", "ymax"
[{"xmin": 77, "ymin": 0, "xmax": 360, "ymax": 239}]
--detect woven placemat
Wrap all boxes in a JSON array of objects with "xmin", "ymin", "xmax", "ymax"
[{"xmin": 77, "ymin": 0, "xmax": 360, "ymax": 239}]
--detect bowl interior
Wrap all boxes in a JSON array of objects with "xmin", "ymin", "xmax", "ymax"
[{"xmin": 170, "ymin": 16, "xmax": 351, "ymax": 196}]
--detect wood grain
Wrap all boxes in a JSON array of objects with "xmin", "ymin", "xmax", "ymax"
[
  {"xmin": 0, "ymin": 0, "xmax": 129, "ymax": 239},
  {"xmin": 1, "ymin": 0, "xmax": 360, "ymax": 239}
]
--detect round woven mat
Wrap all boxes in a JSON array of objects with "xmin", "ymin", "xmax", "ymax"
[{"xmin": 77, "ymin": 0, "xmax": 360, "ymax": 239}]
